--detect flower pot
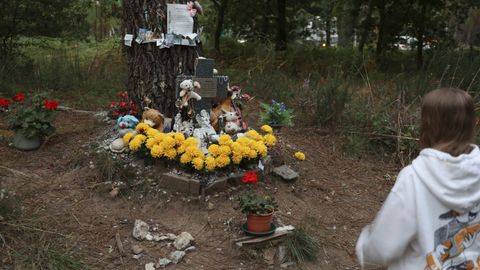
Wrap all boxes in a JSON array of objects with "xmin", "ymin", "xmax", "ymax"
[
  {"xmin": 247, "ymin": 211, "xmax": 274, "ymax": 232},
  {"xmin": 269, "ymin": 124, "xmax": 283, "ymax": 133},
  {"xmin": 13, "ymin": 131, "xmax": 42, "ymax": 151}
]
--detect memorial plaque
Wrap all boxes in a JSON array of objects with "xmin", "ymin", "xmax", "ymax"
[{"xmin": 194, "ymin": 77, "xmax": 217, "ymax": 98}]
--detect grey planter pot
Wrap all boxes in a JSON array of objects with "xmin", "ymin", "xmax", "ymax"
[{"xmin": 13, "ymin": 131, "xmax": 42, "ymax": 151}]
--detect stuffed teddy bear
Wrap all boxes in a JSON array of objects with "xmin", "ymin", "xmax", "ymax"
[
  {"xmin": 176, "ymin": 79, "xmax": 202, "ymax": 119},
  {"xmin": 142, "ymin": 107, "xmax": 164, "ymax": 132},
  {"xmin": 117, "ymin": 115, "xmax": 139, "ymax": 136}
]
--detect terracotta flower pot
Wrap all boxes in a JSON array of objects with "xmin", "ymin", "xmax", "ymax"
[{"xmin": 247, "ymin": 211, "xmax": 274, "ymax": 232}]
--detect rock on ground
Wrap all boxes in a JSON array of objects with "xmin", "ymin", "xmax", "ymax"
[
  {"xmin": 145, "ymin": 262, "xmax": 155, "ymax": 270},
  {"xmin": 157, "ymin": 258, "xmax": 172, "ymax": 268},
  {"xmin": 132, "ymin": 219, "xmax": 150, "ymax": 240},
  {"xmin": 169, "ymin": 250, "xmax": 186, "ymax": 264},
  {"xmin": 131, "ymin": 245, "xmax": 144, "ymax": 255},
  {"xmin": 173, "ymin": 232, "xmax": 194, "ymax": 250},
  {"xmin": 273, "ymin": 165, "xmax": 299, "ymax": 181}
]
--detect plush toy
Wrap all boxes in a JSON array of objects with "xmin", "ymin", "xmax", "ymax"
[
  {"xmin": 221, "ymin": 110, "xmax": 242, "ymax": 135},
  {"xmin": 211, "ymin": 85, "xmax": 248, "ymax": 132},
  {"xmin": 176, "ymin": 79, "xmax": 202, "ymax": 119},
  {"xmin": 142, "ymin": 107, "xmax": 164, "ymax": 132},
  {"xmin": 117, "ymin": 115, "xmax": 140, "ymax": 136}
]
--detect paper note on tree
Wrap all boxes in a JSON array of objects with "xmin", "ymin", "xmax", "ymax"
[{"xmin": 167, "ymin": 4, "xmax": 194, "ymax": 36}]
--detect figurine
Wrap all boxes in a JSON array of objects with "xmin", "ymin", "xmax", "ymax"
[{"xmin": 193, "ymin": 110, "xmax": 217, "ymax": 152}]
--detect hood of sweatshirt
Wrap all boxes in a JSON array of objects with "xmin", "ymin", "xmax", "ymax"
[{"xmin": 411, "ymin": 145, "xmax": 480, "ymax": 212}]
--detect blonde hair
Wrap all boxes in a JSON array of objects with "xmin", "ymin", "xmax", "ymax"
[{"xmin": 420, "ymin": 88, "xmax": 475, "ymax": 156}]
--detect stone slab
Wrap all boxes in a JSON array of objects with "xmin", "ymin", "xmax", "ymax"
[
  {"xmin": 273, "ymin": 165, "xmax": 299, "ymax": 181},
  {"xmin": 159, "ymin": 173, "xmax": 201, "ymax": 195}
]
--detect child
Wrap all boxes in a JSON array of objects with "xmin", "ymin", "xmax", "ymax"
[{"xmin": 356, "ymin": 88, "xmax": 480, "ymax": 269}]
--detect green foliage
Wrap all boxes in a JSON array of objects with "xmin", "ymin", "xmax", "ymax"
[
  {"xmin": 284, "ymin": 228, "xmax": 319, "ymax": 263},
  {"xmin": 238, "ymin": 192, "xmax": 278, "ymax": 215},
  {"xmin": 259, "ymin": 100, "xmax": 294, "ymax": 127},
  {"xmin": 6, "ymin": 92, "xmax": 58, "ymax": 138}
]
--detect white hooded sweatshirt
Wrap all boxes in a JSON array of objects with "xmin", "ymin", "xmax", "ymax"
[{"xmin": 356, "ymin": 145, "xmax": 480, "ymax": 270}]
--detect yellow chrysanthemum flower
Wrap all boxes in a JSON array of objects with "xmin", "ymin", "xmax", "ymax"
[
  {"xmin": 208, "ymin": 144, "xmax": 220, "ymax": 157},
  {"xmin": 129, "ymin": 137, "xmax": 143, "ymax": 151},
  {"xmin": 123, "ymin": 132, "xmax": 134, "ymax": 144},
  {"xmin": 161, "ymin": 136, "xmax": 176, "ymax": 149},
  {"xmin": 164, "ymin": 148, "xmax": 177, "ymax": 160},
  {"xmin": 215, "ymin": 155, "xmax": 231, "ymax": 168},
  {"xmin": 135, "ymin": 134, "xmax": 147, "ymax": 143},
  {"xmin": 192, "ymin": 157, "xmax": 205, "ymax": 170},
  {"xmin": 219, "ymin": 134, "xmax": 233, "ymax": 146},
  {"xmin": 295, "ymin": 151, "xmax": 306, "ymax": 161},
  {"xmin": 205, "ymin": 156, "xmax": 216, "ymax": 171},
  {"xmin": 146, "ymin": 128, "xmax": 160, "ymax": 137},
  {"xmin": 236, "ymin": 137, "xmax": 251, "ymax": 146},
  {"xmin": 184, "ymin": 137, "xmax": 199, "ymax": 146},
  {"xmin": 248, "ymin": 149, "xmax": 258, "ymax": 159},
  {"xmin": 174, "ymin": 133, "xmax": 185, "ymax": 145},
  {"xmin": 150, "ymin": 145, "xmax": 165, "ymax": 158},
  {"xmin": 219, "ymin": 145, "xmax": 232, "ymax": 156},
  {"xmin": 263, "ymin": 134, "xmax": 277, "ymax": 147},
  {"xmin": 261, "ymin": 125, "xmax": 273, "ymax": 134},
  {"xmin": 180, "ymin": 153, "xmax": 192, "ymax": 164},
  {"xmin": 145, "ymin": 137, "xmax": 157, "ymax": 149},
  {"xmin": 232, "ymin": 154, "xmax": 243, "ymax": 165},
  {"xmin": 245, "ymin": 130, "xmax": 263, "ymax": 141},
  {"xmin": 135, "ymin": 123, "xmax": 150, "ymax": 134}
]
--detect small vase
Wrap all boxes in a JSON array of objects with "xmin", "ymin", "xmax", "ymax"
[
  {"xmin": 247, "ymin": 211, "xmax": 274, "ymax": 232},
  {"xmin": 13, "ymin": 131, "xmax": 42, "ymax": 151}
]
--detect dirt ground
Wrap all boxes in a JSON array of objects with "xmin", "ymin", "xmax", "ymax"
[{"xmin": 0, "ymin": 110, "xmax": 398, "ymax": 270}]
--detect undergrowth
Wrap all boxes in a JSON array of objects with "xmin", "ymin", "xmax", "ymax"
[
  {"xmin": 284, "ymin": 228, "xmax": 319, "ymax": 263},
  {"xmin": 0, "ymin": 189, "xmax": 91, "ymax": 269}
]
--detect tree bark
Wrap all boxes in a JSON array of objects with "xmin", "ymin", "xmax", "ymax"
[
  {"xmin": 416, "ymin": 3, "xmax": 427, "ymax": 69},
  {"xmin": 375, "ymin": 1, "xmax": 386, "ymax": 58},
  {"xmin": 214, "ymin": 0, "xmax": 229, "ymax": 53},
  {"xmin": 325, "ymin": 15, "xmax": 331, "ymax": 47},
  {"xmin": 359, "ymin": 0, "xmax": 373, "ymax": 52},
  {"xmin": 275, "ymin": 0, "xmax": 287, "ymax": 51},
  {"xmin": 124, "ymin": 0, "xmax": 200, "ymax": 118}
]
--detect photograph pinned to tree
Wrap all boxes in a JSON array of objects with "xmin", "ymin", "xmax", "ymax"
[{"xmin": 0, "ymin": 92, "xmax": 59, "ymax": 151}]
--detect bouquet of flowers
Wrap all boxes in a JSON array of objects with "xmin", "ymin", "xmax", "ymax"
[
  {"xmin": 259, "ymin": 100, "xmax": 294, "ymax": 127},
  {"xmin": 108, "ymin": 91, "xmax": 138, "ymax": 119}
]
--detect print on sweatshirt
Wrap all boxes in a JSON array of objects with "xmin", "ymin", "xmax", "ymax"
[{"xmin": 425, "ymin": 204, "xmax": 480, "ymax": 270}]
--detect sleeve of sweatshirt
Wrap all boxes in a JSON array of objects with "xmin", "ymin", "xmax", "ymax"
[{"xmin": 356, "ymin": 166, "xmax": 417, "ymax": 268}]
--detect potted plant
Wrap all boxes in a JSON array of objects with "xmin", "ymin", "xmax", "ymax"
[
  {"xmin": 238, "ymin": 171, "xmax": 278, "ymax": 233},
  {"xmin": 0, "ymin": 91, "xmax": 58, "ymax": 150},
  {"xmin": 259, "ymin": 100, "xmax": 294, "ymax": 131}
]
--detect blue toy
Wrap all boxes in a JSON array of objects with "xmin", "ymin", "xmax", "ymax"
[{"xmin": 117, "ymin": 115, "xmax": 139, "ymax": 136}]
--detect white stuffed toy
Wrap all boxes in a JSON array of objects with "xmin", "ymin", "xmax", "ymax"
[{"xmin": 221, "ymin": 110, "xmax": 242, "ymax": 135}]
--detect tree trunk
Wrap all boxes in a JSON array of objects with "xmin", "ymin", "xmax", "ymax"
[
  {"xmin": 275, "ymin": 0, "xmax": 287, "ymax": 51},
  {"xmin": 375, "ymin": 1, "xmax": 386, "ymax": 58},
  {"xmin": 214, "ymin": 0, "xmax": 229, "ymax": 53},
  {"xmin": 359, "ymin": 0, "xmax": 373, "ymax": 52},
  {"xmin": 325, "ymin": 15, "xmax": 331, "ymax": 47},
  {"xmin": 416, "ymin": 3, "xmax": 426, "ymax": 69},
  {"xmin": 338, "ymin": 1, "xmax": 359, "ymax": 47},
  {"xmin": 124, "ymin": 0, "xmax": 200, "ymax": 118}
]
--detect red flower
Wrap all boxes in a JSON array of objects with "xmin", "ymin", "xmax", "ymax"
[
  {"xmin": 242, "ymin": 171, "xmax": 258, "ymax": 184},
  {"xmin": 44, "ymin": 99, "xmax": 58, "ymax": 110},
  {"xmin": 119, "ymin": 101, "xmax": 127, "ymax": 108},
  {"xmin": 12, "ymin": 91, "xmax": 24, "ymax": 102},
  {"xmin": 0, "ymin": 98, "xmax": 10, "ymax": 107},
  {"xmin": 114, "ymin": 112, "xmax": 119, "ymax": 117},
  {"xmin": 118, "ymin": 92, "xmax": 128, "ymax": 100}
]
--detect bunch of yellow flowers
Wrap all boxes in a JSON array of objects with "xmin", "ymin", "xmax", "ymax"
[{"xmin": 122, "ymin": 123, "xmax": 278, "ymax": 173}]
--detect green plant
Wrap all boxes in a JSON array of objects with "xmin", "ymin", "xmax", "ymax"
[
  {"xmin": 2, "ymin": 91, "xmax": 58, "ymax": 138},
  {"xmin": 238, "ymin": 172, "xmax": 278, "ymax": 215},
  {"xmin": 284, "ymin": 228, "xmax": 319, "ymax": 263},
  {"xmin": 259, "ymin": 100, "xmax": 294, "ymax": 127}
]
